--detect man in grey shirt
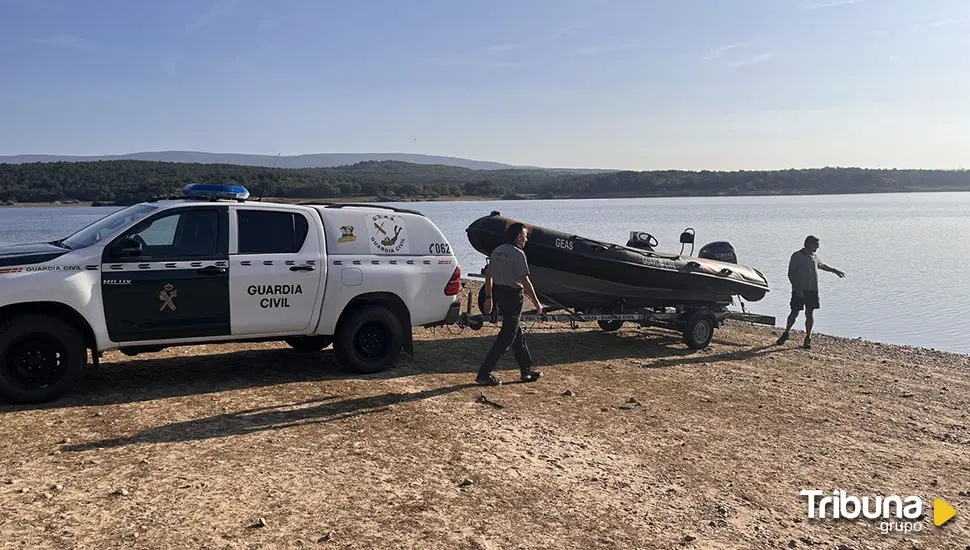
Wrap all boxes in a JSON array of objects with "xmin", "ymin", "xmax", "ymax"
[
  {"xmin": 477, "ymin": 222, "xmax": 544, "ymax": 386},
  {"xmin": 776, "ymin": 235, "xmax": 845, "ymax": 349}
]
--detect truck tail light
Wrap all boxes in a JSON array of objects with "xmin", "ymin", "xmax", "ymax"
[{"xmin": 444, "ymin": 265, "xmax": 461, "ymax": 296}]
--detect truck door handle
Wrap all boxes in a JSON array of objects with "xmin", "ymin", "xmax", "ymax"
[
  {"xmin": 289, "ymin": 265, "xmax": 315, "ymax": 272},
  {"xmin": 197, "ymin": 266, "xmax": 227, "ymax": 275}
]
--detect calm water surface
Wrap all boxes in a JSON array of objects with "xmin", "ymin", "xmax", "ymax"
[{"xmin": 2, "ymin": 192, "xmax": 967, "ymax": 354}]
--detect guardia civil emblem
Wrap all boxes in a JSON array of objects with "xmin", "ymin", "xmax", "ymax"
[{"xmin": 159, "ymin": 283, "xmax": 177, "ymax": 311}]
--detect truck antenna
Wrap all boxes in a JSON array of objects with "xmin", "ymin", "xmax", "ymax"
[{"xmin": 258, "ymin": 153, "xmax": 281, "ymax": 202}]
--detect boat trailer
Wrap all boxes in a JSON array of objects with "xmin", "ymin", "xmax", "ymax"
[{"xmin": 455, "ymin": 276, "xmax": 775, "ymax": 350}]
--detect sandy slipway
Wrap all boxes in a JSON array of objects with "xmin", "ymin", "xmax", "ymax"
[{"xmin": 1, "ymin": 282, "xmax": 968, "ymax": 550}]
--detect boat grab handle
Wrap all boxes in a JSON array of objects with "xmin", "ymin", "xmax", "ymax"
[{"xmin": 572, "ymin": 235, "xmax": 619, "ymax": 251}]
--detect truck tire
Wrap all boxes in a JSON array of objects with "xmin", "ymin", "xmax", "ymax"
[
  {"xmin": 0, "ymin": 314, "xmax": 87, "ymax": 403},
  {"xmin": 334, "ymin": 306, "xmax": 404, "ymax": 374},
  {"xmin": 284, "ymin": 336, "xmax": 333, "ymax": 352}
]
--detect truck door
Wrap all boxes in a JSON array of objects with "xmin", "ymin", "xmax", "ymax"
[
  {"xmin": 101, "ymin": 205, "xmax": 231, "ymax": 342},
  {"xmin": 229, "ymin": 206, "xmax": 324, "ymax": 335}
]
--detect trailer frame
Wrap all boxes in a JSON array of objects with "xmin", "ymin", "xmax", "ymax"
[{"xmin": 455, "ymin": 275, "xmax": 775, "ymax": 350}]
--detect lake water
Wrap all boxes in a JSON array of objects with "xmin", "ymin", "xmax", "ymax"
[{"xmin": 2, "ymin": 192, "xmax": 968, "ymax": 355}]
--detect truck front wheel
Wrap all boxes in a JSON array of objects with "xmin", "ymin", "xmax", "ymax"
[
  {"xmin": 0, "ymin": 314, "xmax": 87, "ymax": 403},
  {"xmin": 334, "ymin": 306, "xmax": 404, "ymax": 374}
]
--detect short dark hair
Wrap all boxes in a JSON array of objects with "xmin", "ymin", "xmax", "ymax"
[
  {"xmin": 804, "ymin": 235, "xmax": 819, "ymax": 247},
  {"xmin": 506, "ymin": 222, "xmax": 526, "ymax": 244}
]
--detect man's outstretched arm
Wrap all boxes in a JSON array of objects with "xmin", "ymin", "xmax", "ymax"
[{"xmin": 818, "ymin": 261, "xmax": 845, "ymax": 278}]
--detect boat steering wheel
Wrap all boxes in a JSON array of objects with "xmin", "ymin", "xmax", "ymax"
[{"xmin": 634, "ymin": 232, "xmax": 659, "ymax": 248}]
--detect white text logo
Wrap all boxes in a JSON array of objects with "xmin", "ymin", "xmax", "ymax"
[{"xmin": 800, "ymin": 490, "xmax": 924, "ymax": 535}]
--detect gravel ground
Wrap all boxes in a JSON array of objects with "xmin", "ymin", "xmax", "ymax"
[{"xmin": 1, "ymin": 281, "xmax": 968, "ymax": 549}]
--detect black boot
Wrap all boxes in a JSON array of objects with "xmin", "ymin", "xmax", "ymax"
[
  {"xmin": 520, "ymin": 369, "xmax": 542, "ymax": 382},
  {"xmin": 476, "ymin": 373, "xmax": 502, "ymax": 386}
]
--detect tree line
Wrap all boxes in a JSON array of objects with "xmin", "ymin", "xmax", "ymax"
[{"xmin": 1, "ymin": 159, "xmax": 968, "ymax": 205}]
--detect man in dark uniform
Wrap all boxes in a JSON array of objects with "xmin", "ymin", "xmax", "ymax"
[
  {"xmin": 776, "ymin": 235, "xmax": 845, "ymax": 349},
  {"xmin": 476, "ymin": 222, "xmax": 544, "ymax": 386}
]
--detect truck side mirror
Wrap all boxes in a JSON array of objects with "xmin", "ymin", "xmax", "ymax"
[{"xmin": 110, "ymin": 237, "xmax": 143, "ymax": 259}]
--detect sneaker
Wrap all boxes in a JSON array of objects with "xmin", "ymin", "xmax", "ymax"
[
  {"xmin": 475, "ymin": 374, "xmax": 502, "ymax": 386},
  {"xmin": 803, "ymin": 336, "xmax": 812, "ymax": 349},
  {"xmin": 776, "ymin": 332, "xmax": 789, "ymax": 345},
  {"xmin": 520, "ymin": 370, "xmax": 542, "ymax": 382}
]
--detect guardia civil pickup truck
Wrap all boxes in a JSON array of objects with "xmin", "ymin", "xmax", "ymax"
[{"xmin": 0, "ymin": 184, "xmax": 462, "ymax": 403}]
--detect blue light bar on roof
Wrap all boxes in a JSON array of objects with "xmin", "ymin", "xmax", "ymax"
[{"xmin": 182, "ymin": 183, "xmax": 250, "ymax": 200}]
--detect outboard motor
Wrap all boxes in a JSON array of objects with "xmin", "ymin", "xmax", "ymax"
[{"xmin": 699, "ymin": 241, "xmax": 737, "ymax": 264}]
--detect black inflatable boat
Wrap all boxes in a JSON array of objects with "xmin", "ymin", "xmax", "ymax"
[{"xmin": 465, "ymin": 212, "xmax": 769, "ymax": 311}]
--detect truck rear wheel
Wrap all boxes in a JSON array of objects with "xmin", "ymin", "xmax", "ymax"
[
  {"xmin": 334, "ymin": 306, "xmax": 404, "ymax": 374},
  {"xmin": 284, "ymin": 336, "xmax": 333, "ymax": 352},
  {"xmin": 0, "ymin": 314, "xmax": 86, "ymax": 403}
]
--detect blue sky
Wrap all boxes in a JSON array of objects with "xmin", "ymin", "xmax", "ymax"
[{"xmin": 1, "ymin": 0, "xmax": 968, "ymax": 170}]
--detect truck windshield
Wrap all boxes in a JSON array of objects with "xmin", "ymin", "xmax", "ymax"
[{"xmin": 59, "ymin": 204, "xmax": 160, "ymax": 250}]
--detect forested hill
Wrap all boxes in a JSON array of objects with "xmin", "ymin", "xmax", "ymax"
[{"xmin": 1, "ymin": 159, "xmax": 968, "ymax": 205}]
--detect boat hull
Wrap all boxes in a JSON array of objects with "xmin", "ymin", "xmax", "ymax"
[{"xmin": 465, "ymin": 213, "xmax": 769, "ymax": 310}]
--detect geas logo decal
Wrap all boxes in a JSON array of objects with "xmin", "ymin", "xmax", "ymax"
[{"xmin": 369, "ymin": 214, "xmax": 408, "ymax": 254}]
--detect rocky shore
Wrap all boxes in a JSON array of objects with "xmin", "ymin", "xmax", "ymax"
[{"xmin": 1, "ymin": 282, "xmax": 967, "ymax": 549}]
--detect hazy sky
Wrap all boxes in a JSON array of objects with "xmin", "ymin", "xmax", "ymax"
[{"xmin": 1, "ymin": 0, "xmax": 968, "ymax": 170}]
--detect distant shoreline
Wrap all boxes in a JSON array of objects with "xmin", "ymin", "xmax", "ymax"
[
  {"xmin": 2, "ymin": 187, "xmax": 968, "ymax": 208},
  {"xmin": 0, "ymin": 195, "xmax": 498, "ymax": 208}
]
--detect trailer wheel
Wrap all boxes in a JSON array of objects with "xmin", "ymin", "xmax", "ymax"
[
  {"xmin": 476, "ymin": 286, "xmax": 500, "ymax": 322},
  {"xmin": 597, "ymin": 320, "xmax": 624, "ymax": 332},
  {"xmin": 683, "ymin": 311, "xmax": 715, "ymax": 350},
  {"xmin": 467, "ymin": 315, "xmax": 484, "ymax": 331}
]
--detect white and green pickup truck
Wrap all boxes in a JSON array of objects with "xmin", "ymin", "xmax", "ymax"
[{"xmin": 0, "ymin": 184, "xmax": 462, "ymax": 403}]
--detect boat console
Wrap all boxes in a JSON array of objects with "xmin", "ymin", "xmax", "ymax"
[{"xmin": 626, "ymin": 231, "xmax": 658, "ymax": 251}]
